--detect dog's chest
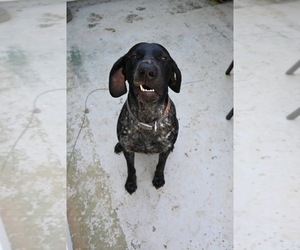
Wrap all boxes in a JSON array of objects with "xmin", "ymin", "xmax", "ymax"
[{"xmin": 117, "ymin": 104, "xmax": 178, "ymax": 154}]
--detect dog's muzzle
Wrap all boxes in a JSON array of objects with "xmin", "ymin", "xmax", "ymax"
[{"xmin": 137, "ymin": 62, "xmax": 158, "ymax": 80}]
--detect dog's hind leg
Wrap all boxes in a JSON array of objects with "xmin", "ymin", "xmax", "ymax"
[
  {"xmin": 123, "ymin": 150, "xmax": 137, "ymax": 194},
  {"xmin": 152, "ymin": 149, "xmax": 171, "ymax": 189}
]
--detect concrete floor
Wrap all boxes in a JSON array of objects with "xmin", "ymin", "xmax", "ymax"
[
  {"xmin": 1, "ymin": 0, "xmax": 299, "ymax": 250},
  {"xmin": 67, "ymin": 0, "xmax": 233, "ymax": 249},
  {"xmin": 234, "ymin": 1, "xmax": 300, "ymax": 249},
  {"xmin": 0, "ymin": 1, "xmax": 66, "ymax": 249}
]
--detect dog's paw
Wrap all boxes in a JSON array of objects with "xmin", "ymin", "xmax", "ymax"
[
  {"xmin": 152, "ymin": 173, "xmax": 165, "ymax": 189},
  {"xmin": 114, "ymin": 142, "xmax": 123, "ymax": 154},
  {"xmin": 125, "ymin": 176, "xmax": 137, "ymax": 194}
]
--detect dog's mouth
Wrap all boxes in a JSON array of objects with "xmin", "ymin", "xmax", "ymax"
[
  {"xmin": 139, "ymin": 84, "xmax": 155, "ymax": 92},
  {"xmin": 135, "ymin": 83, "xmax": 160, "ymax": 102}
]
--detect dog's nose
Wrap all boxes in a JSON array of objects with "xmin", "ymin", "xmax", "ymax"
[{"xmin": 138, "ymin": 64, "xmax": 157, "ymax": 80}]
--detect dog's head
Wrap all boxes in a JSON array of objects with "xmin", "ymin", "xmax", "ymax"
[{"xmin": 109, "ymin": 42, "xmax": 181, "ymax": 102}]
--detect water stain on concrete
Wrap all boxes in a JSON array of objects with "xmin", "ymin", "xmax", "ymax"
[
  {"xmin": 68, "ymin": 46, "xmax": 83, "ymax": 67},
  {"xmin": 1, "ymin": 120, "xmax": 65, "ymax": 248},
  {"xmin": 38, "ymin": 12, "xmax": 64, "ymax": 28},
  {"xmin": 40, "ymin": 12, "xmax": 64, "ymax": 22},
  {"xmin": 4, "ymin": 47, "xmax": 28, "ymax": 67},
  {"xmin": 67, "ymin": 117, "xmax": 127, "ymax": 249},
  {"xmin": 1, "ymin": 163, "xmax": 65, "ymax": 249},
  {"xmin": 1, "ymin": 47, "xmax": 42, "ymax": 86},
  {"xmin": 39, "ymin": 23, "xmax": 56, "ymax": 28},
  {"xmin": 67, "ymin": 48, "xmax": 94, "ymax": 88}
]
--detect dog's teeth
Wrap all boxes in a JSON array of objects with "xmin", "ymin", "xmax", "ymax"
[{"xmin": 139, "ymin": 85, "xmax": 154, "ymax": 92}]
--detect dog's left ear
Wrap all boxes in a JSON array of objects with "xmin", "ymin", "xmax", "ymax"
[
  {"xmin": 168, "ymin": 61, "xmax": 181, "ymax": 93},
  {"xmin": 109, "ymin": 56, "xmax": 127, "ymax": 97}
]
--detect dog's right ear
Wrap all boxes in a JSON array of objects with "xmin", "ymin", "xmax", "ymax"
[{"xmin": 109, "ymin": 56, "xmax": 127, "ymax": 97}]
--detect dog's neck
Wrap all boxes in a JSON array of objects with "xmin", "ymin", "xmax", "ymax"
[{"xmin": 128, "ymin": 93, "xmax": 169, "ymax": 123}]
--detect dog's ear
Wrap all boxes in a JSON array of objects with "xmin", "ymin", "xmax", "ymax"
[
  {"xmin": 168, "ymin": 61, "xmax": 181, "ymax": 93},
  {"xmin": 109, "ymin": 56, "xmax": 127, "ymax": 97}
]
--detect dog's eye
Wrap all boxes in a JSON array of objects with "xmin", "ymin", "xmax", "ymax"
[
  {"xmin": 130, "ymin": 54, "xmax": 137, "ymax": 59},
  {"xmin": 159, "ymin": 55, "xmax": 168, "ymax": 61}
]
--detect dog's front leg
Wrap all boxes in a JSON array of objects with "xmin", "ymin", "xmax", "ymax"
[
  {"xmin": 153, "ymin": 149, "xmax": 171, "ymax": 189},
  {"xmin": 123, "ymin": 150, "xmax": 137, "ymax": 194}
]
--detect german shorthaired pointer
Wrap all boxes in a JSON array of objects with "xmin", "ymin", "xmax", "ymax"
[{"xmin": 109, "ymin": 42, "xmax": 181, "ymax": 194}]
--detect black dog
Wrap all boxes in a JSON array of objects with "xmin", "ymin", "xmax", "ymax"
[{"xmin": 109, "ymin": 42, "xmax": 181, "ymax": 194}]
